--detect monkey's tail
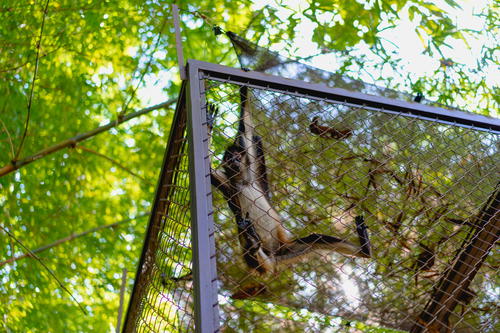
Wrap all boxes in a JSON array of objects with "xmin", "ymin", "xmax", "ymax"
[
  {"xmin": 238, "ymin": 85, "xmax": 249, "ymax": 136},
  {"xmin": 275, "ymin": 233, "xmax": 369, "ymax": 267}
]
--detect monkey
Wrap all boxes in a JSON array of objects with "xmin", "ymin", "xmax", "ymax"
[
  {"xmin": 414, "ymin": 92, "xmax": 424, "ymax": 103},
  {"xmin": 210, "ymin": 86, "xmax": 371, "ymax": 275},
  {"xmin": 309, "ymin": 116, "xmax": 352, "ymax": 139}
]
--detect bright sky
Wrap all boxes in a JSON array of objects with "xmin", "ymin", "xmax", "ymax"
[{"xmin": 250, "ymin": 0, "xmax": 497, "ymax": 114}]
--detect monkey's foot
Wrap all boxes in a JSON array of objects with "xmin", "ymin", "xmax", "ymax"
[{"xmin": 355, "ymin": 216, "xmax": 371, "ymax": 258}]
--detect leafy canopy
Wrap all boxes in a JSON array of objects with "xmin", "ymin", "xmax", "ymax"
[{"xmin": 0, "ymin": 0, "xmax": 497, "ymax": 331}]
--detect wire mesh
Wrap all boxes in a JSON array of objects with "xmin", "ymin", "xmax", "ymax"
[
  {"xmin": 126, "ymin": 64, "xmax": 498, "ymax": 332},
  {"xmin": 125, "ymin": 99, "xmax": 195, "ymax": 332},
  {"xmin": 205, "ymin": 79, "xmax": 499, "ymax": 332}
]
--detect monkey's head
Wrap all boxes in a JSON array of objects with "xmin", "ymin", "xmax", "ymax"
[{"xmin": 223, "ymin": 144, "xmax": 245, "ymax": 181}]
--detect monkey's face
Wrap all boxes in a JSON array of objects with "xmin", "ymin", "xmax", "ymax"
[{"xmin": 223, "ymin": 145, "xmax": 245, "ymax": 181}]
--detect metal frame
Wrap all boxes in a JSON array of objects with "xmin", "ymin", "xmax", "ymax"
[
  {"xmin": 125, "ymin": 59, "xmax": 499, "ymax": 333},
  {"xmin": 186, "ymin": 63, "xmax": 220, "ymax": 333},
  {"xmin": 188, "ymin": 59, "xmax": 500, "ymax": 133},
  {"xmin": 123, "ymin": 82, "xmax": 189, "ymax": 332},
  {"xmin": 185, "ymin": 59, "xmax": 499, "ymax": 332}
]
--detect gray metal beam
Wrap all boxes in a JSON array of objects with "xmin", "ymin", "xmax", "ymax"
[
  {"xmin": 186, "ymin": 62, "xmax": 220, "ymax": 333},
  {"xmin": 172, "ymin": 4, "xmax": 186, "ymax": 80},
  {"xmin": 188, "ymin": 59, "xmax": 500, "ymax": 134}
]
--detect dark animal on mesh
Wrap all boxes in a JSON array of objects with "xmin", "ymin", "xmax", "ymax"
[
  {"xmin": 309, "ymin": 116, "xmax": 352, "ymax": 139},
  {"xmin": 210, "ymin": 86, "xmax": 371, "ymax": 275},
  {"xmin": 413, "ymin": 243, "xmax": 437, "ymax": 285}
]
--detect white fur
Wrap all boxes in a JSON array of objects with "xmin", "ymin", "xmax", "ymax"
[{"xmin": 239, "ymin": 185, "xmax": 287, "ymax": 252}]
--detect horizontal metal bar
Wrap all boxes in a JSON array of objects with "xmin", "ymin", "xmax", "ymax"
[{"xmin": 187, "ymin": 59, "xmax": 500, "ymax": 134}]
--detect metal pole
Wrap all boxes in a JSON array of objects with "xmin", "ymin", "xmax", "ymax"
[
  {"xmin": 116, "ymin": 268, "xmax": 128, "ymax": 333},
  {"xmin": 186, "ymin": 63, "xmax": 220, "ymax": 332},
  {"xmin": 172, "ymin": 4, "xmax": 186, "ymax": 80}
]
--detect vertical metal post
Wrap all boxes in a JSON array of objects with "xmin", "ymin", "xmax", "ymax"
[
  {"xmin": 186, "ymin": 63, "xmax": 220, "ymax": 332},
  {"xmin": 172, "ymin": 4, "xmax": 186, "ymax": 80},
  {"xmin": 116, "ymin": 268, "xmax": 127, "ymax": 333}
]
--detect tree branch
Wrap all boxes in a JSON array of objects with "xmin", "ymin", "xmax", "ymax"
[
  {"xmin": 0, "ymin": 212, "xmax": 150, "ymax": 267},
  {"xmin": 0, "ymin": 223, "xmax": 87, "ymax": 314},
  {"xmin": 76, "ymin": 145, "xmax": 153, "ymax": 185},
  {"xmin": 14, "ymin": 0, "xmax": 51, "ymax": 161},
  {"xmin": 118, "ymin": 15, "xmax": 169, "ymax": 119},
  {"xmin": 411, "ymin": 183, "xmax": 500, "ymax": 332},
  {"xmin": 0, "ymin": 99, "xmax": 175, "ymax": 177},
  {"xmin": 0, "ymin": 117, "xmax": 15, "ymax": 158},
  {"xmin": 116, "ymin": 268, "xmax": 128, "ymax": 333}
]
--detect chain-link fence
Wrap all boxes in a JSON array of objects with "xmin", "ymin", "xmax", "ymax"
[
  {"xmin": 124, "ymin": 62, "xmax": 499, "ymax": 332},
  {"xmin": 123, "ymin": 84, "xmax": 196, "ymax": 332}
]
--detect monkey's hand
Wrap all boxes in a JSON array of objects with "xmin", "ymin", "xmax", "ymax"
[
  {"xmin": 237, "ymin": 215, "xmax": 271, "ymax": 274},
  {"xmin": 237, "ymin": 215, "xmax": 262, "ymax": 250},
  {"xmin": 206, "ymin": 103, "xmax": 219, "ymax": 132}
]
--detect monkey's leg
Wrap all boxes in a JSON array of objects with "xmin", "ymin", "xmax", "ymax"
[{"xmin": 252, "ymin": 135, "xmax": 271, "ymax": 199}]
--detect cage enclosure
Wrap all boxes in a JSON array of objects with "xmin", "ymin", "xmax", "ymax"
[{"xmin": 123, "ymin": 59, "xmax": 500, "ymax": 333}]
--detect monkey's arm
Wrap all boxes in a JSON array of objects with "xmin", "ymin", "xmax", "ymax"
[
  {"xmin": 253, "ymin": 135, "xmax": 271, "ymax": 199},
  {"xmin": 210, "ymin": 168, "xmax": 229, "ymax": 189},
  {"xmin": 211, "ymin": 169, "xmax": 242, "ymax": 220}
]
